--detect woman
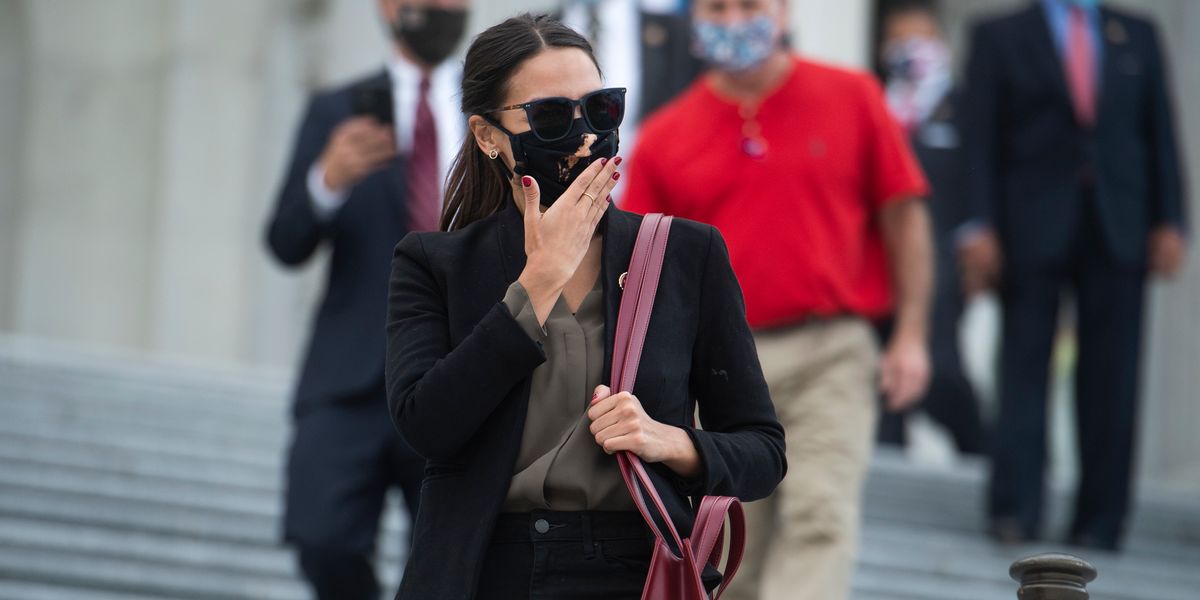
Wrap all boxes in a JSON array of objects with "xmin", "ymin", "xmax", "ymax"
[{"xmin": 385, "ymin": 14, "xmax": 785, "ymax": 600}]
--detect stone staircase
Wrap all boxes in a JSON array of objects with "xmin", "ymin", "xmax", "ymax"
[{"xmin": 0, "ymin": 336, "xmax": 1197, "ymax": 599}]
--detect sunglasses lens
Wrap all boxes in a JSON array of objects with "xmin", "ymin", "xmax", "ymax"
[
  {"xmin": 528, "ymin": 99, "xmax": 574, "ymax": 140},
  {"xmin": 585, "ymin": 89, "xmax": 625, "ymax": 132}
]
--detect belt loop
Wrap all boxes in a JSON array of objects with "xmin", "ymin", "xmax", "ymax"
[{"xmin": 581, "ymin": 512, "xmax": 595, "ymax": 557}]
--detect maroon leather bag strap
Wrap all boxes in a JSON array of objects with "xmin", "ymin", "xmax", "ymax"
[
  {"xmin": 601, "ymin": 214, "xmax": 687, "ymax": 550},
  {"xmin": 604, "ymin": 213, "xmax": 747, "ymax": 599}
]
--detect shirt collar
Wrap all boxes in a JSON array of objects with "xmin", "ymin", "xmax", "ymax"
[
  {"xmin": 386, "ymin": 49, "xmax": 423, "ymax": 86},
  {"xmin": 1042, "ymin": 0, "xmax": 1100, "ymax": 18}
]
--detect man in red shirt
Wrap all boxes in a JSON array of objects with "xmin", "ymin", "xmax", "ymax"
[{"xmin": 622, "ymin": 1, "xmax": 933, "ymax": 598}]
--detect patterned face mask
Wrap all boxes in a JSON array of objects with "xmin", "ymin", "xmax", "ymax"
[{"xmin": 692, "ymin": 15, "xmax": 779, "ymax": 73}]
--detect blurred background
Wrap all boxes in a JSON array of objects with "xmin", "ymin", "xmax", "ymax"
[{"xmin": 0, "ymin": 0, "xmax": 1196, "ymax": 599}]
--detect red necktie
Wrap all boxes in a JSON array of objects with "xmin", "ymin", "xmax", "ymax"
[
  {"xmin": 1065, "ymin": 6, "xmax": 1097, "ymax": 127},
  {"xmin": 407, "ymin": 75, "xmax": 441, "ymax": 231}
]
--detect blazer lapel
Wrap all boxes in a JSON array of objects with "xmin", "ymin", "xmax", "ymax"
[
  {"xmin": 600, "ymin": 205, "xmax": 637, "ymax": 386},
  {"xmin": 1095, "ymin": 8, "xmax": 1125, "ymax": 126},
  {"xmin": 1025, "ymin": 4, "xmax": 1073, "ymax": 112},
  {"xmin": 497, "ymin": 202, "xmax": 528, "ymax": 285}
]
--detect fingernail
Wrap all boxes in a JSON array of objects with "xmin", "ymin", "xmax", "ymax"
[
  {"xmin": 601, "ymin": 158, "xmax": 608, "ymax": 166},
  {"xmin": 614, "ymin": 156, "xmax": 623, "ymax": 166},
  {"xmin": 521, "ymin": 176, "xmax": 532, "ymax": 188},
  {"xmin": 612, "ymin": 172, "xmax": 620, "ymax": 181}
]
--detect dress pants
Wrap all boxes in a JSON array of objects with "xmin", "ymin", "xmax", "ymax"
[
  {"xmin": 989, "ymin": 195, "xmax": 1147, "ymax": 547},
  {"xmin": 476, "ymin": 510, "xmax": 652, "ymax": 599},
  {"xmin": 283, "ymin": 381, "xmax": 425, "ymax": 600},
  {"xmin": 726, "ymin": 318, "xmax": 880, "ymax": 600}
]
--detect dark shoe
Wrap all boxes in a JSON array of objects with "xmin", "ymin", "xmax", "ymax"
[{"xmin": 989, "ymin": 518, "xmax": 1036, "ymax": 545}]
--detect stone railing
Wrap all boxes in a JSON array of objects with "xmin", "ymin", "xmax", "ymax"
[{"xmin": 1010, "ymin": 553, "xmax": 1098, "ymax": 599}]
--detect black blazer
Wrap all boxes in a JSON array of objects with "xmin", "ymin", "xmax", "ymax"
[
  {"xmin": 265, "ymin": 70, "xmax": 411, "ymax": 414},
  {"xmin": 385, "ymin": 204, "xmax": 786, "ymax": 599},
  {"xmin": 963, "ymin": 4, "xmax": 1186, "ymax": 269}
]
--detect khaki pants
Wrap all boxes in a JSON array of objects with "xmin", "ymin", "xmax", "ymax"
[{"xmin": 726, "ymin": 318, "xmax": 880, "ymax": 600}]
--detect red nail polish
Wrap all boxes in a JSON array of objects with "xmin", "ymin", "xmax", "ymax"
[
  {"xmin": 522, "ymin": 176, "xmax": 532, "ymax": 187},
  {"xmin": 612, "ymin": 172, "xmax": 620, "ymax": 181},
  {"xmin": 614, "ymin": 156, "xmax": 623, "ymax": 166},
  {"xmin": 601, "ymin": 158, "xmax": 608, "ymax": 166}
]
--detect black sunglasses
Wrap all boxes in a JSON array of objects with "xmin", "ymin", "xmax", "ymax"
[{"xmin": 487, "ymin": 87, "xmax": 626, "ymax": 142}]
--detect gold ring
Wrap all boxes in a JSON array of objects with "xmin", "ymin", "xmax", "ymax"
[{"xmin": 581, "ymin": 192, "xmax": 597, "ymax": 202}]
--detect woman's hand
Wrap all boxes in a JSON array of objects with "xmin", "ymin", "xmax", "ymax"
[
  {"xmin": 587, "ymin": 384, "xmax": 702, "ymax": 479},
  {"xmin": 517, "ymin": 157, "xmax": 621, "ymax": 324}
]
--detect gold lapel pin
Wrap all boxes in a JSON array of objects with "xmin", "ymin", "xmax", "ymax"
[
  {"xmin": 643, "ymin": 23, "xmax": 667, "ymax": 48},
  {"xmin": 1106, "ymin": 20, "xmax": 1127, "ymax": 45}
]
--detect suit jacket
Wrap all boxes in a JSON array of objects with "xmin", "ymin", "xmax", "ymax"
[
  {"xmin": 963, "ymin": 3, "xmax": 1186, "ymax": 269},
  {"xmin": 912, "ymin": 91, "xmax": 969, "ymax": 242},
  {"xmin": 266, "ymin": 70, "xmax": 411, "ymax": 414},
  {"xmin": 637, "ymin": 11, "xmax": 705, "ymax": 121},
  {"xmin": 385, "ymin": 203, "xmax": 786, "ymax": 599}
]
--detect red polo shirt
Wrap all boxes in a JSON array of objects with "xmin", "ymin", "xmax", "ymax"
[{"xmin": 621, "ymin": 57, "xmax": 928, "ymax": 329}]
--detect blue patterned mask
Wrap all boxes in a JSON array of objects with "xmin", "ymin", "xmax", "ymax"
[{"xmin": 692, "ymin": 15, "xmax": 779, "ymax": 73}]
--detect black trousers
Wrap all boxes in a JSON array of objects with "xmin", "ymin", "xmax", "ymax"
[
  {"xmin": 476, "ymin": 511, "xmax": 652, "ymax": 600},
  {"xmin": 877, "ymin": 241, "xmax": 987, "ymax": 456},
  {"xmin": 988, "ymin": 195, "xmax": 1147, "ymax": 547},
  {"xmin": 283, "ymin": 381, "xmax": 425, "ymax": 600}
]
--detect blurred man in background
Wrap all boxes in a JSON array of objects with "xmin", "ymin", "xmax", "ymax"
[
  {"xmin": 264, "ymin": 0, "xmax": 467, "ymax": 597},
  {"xmin": 962, "ymin": 0, "xmax": 1187, "ymax": 550},
  {"xmin": 876, "ymin": 1, "xmax": 986, "ymax": 456},
  {"xmin": 558, "ymin": 0, "xmax": 703, "ymax": 157},
  {"xmin": 622, "ymin": 1, "xmax": 933, "ymax": 598}
]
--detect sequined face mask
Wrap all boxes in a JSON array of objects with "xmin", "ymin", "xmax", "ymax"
[
  {"xmin": 490, "ymin": 117, "xmax": 620, "ymax": 206},
  {"xmin": 692, "ymin": 15, "xmax": 779, "ymax": 73}
]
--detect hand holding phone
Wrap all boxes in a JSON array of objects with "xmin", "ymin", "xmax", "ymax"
[{"xmin": 318, "ymin": 116, "xmax": 396, "ymax": 190}]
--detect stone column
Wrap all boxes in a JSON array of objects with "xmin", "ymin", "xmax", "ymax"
[
  {"xmin": 791, "ymin": 0, "xmax": 872, "ymax": 68},
  {"xmin": 12, "ymin": 0, "xmax": 171, "ymax": 350},
  {"xmin": 0, "ymin": 0, "xmax": 27, "ymax": 330}
]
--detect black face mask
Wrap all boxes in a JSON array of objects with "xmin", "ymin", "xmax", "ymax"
[
  {"xmin": 493, "ymin": 117, "xmax": 620, "ymax": 206},
  {"xmin": 392, "ymin": 7, "xmax": 468, "ymax": 66}
]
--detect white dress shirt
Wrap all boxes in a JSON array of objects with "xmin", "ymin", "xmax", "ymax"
[{"xmin": 308, "ymin": 52, "xmax": 463, "ymax": 220}]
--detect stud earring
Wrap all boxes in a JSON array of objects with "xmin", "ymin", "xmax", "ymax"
[{"xmin": 488, "ymin": 148, "xmax": 499, "ymax": 159}]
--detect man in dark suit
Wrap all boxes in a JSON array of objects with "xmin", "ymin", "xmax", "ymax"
[
  {"xmin": 264, "ymin": 0, "xmax": 468, "ymax": 597},
  {"xmin": 961, "ymin": 0, "xmax": 1187, "ymax": 550},
  {"xmin": 558, "ymin": 0, "xmax": 703, "ymax": 157},
  {"xmin": 877, "ymin": 0, "xmax": 986, "ymax": 456}
]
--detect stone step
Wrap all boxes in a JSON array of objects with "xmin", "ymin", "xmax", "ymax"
[
  {"xmin": 860, "ymin": 523, "xmax": 1200, "ymax": 600},
  {"xmin": 0, "ymin": 393, "xmax": 288, "ymax": 451},
  {"xmin": 0, "ymin": 542, "xmax": 306, "ymax": 600},
  {"xmin": 0, "ymin": 515, "xmax": 295, "ymax": 578},
  {"xmin": 0, "ymin": 419, "xmax": 282, "ymax": 472},
  {"xmin": 0, "ymin": 457, "xmax": 277, "ymax": 516},
  {"xmin": 0, "ymin": 579, "xmax": 171, "ymax": 600},
  {"xmin": 0, "ymin": 371, "xmax": 285, "ymax": 416},
  {"xmin": 0, "ymin": 482, "xmax": 277, "ymax": 546},
  {"xmin": 0, "ymin": 433, "xmax": 280, "ymax": 491}
]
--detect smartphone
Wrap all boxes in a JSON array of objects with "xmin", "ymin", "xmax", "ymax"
[{"xmin": 352, "ymin": 81, "xmax": 394, "ymax": 125}]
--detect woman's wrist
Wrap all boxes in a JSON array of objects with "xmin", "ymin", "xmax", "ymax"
[
  {"xmin": 517, "ymin": 261, "xmax": 567, "ymax": 325},
  {"xmin": 660, "ymin": 425, "xmax": 702, "ymax": 479}
]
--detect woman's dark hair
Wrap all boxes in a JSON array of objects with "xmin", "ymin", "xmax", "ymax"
[{"xmin": 440, "ymin": 14, "xmax": 600, "ymax": 231}]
